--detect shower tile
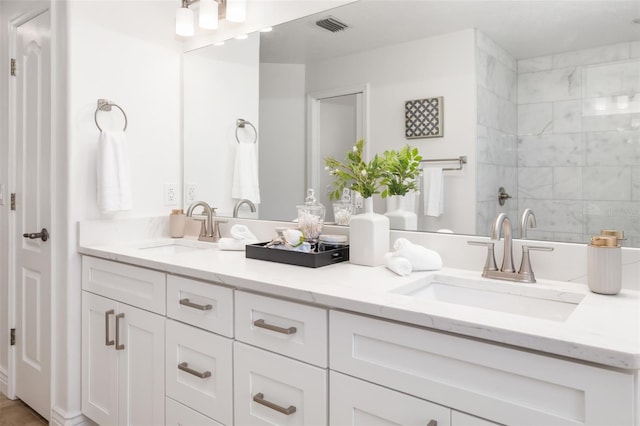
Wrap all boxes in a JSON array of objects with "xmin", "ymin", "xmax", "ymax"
[
  {"xmin": 553, "ymin": 100, "xmax": 582, "ymax": 133},
  {"xmin": 582, "ymin": 110, "xmax": 633, "ymax": 132},
  {"xmin": 553, "ymin": 43, "xmax": 629, "ymax": 68},
  {"xmin": 632, "ymin": 166, "xmax": 640, "ymax": 201},
  {"xmin": 584, "ymin": 60, "xmax": 640, "ymax": 97},
  {"xmin": 585, "ymin": 201, "xmax": 640, "ymax": 236},
  {"xmin": 476, "ymin": 30, "xmax": 517, "ymax": 71},
  {"xmin": 518, "ymin": 67, "xmax": 582, "ymax": 103},
  {"xmin": 585, "ymin": 130, "xmax": 640, "ymax": 165},
  {"xmin": 518, "ymin": 56, "xmax": 552, "ymax": 73},
  {"xmin": 518, "ymin": 103, "xmax": 553, "ymax": 135},
  {"xmin": 519, "ymin": 198, "xmax": 583, "ymax": 233},
  {"xmin": 583, "ymin": 166, "xmax": 632, "ymax": 200},
  {"xmin": 554, "ymin": 167, "xmax": 582, "ymax": 200},
  {"xmin": 518, "ymin": 167, "xmax": 552, "ymax": 199},
  {"xmin": 632, "ymin": 41, "xmax": 640, "ymax": 59},
  {"xmin": 518, "ymin": 133, "xmax": 583, "ymax": 167}
]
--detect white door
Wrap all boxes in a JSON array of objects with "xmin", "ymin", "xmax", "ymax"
[{"xmin": 11, "ymin": 7, "xmax": 52, "ymax": 420}]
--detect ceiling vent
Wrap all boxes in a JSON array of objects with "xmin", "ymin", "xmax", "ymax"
[{"xmin": 315, "ymin": 16, "xmax": 349, "ymax": 33}]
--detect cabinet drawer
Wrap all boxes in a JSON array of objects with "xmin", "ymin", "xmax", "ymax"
[
  {"xmin": 235, "ymin": 291, "xmax": 328, "ymax": 367},
  {"xmin": 166, "ymin": 397, "xmax": 224, "ymax": 426},
  {"xmin": 234, "ymin": 342, "xmax": 327, "ymax": 426},
  {"xmin": 82, "ymin": 256, "xmax": 166, "ymax": 314},
  {"xmin": 166, "ymin": 319, "xmax": 233, "ymax": 425},
  {"xmin": 330, "ymin": 371, "xmax": 451, "ymax": 426},
  {"xmin": 330, "ymin": 311, "xmax": 634, "ymax": 426},
  {"xmin": 167, "ymin": 275, "xmax": 234, "ymax": 337},
  {"xmin": 452, "ymin": 411, "xmax": 501, "ymax": 426}
]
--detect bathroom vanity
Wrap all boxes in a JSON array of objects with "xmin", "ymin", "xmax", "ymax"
[{"xmin": 77, "ymin": 220, "xmax": 640, "ymax": 426}]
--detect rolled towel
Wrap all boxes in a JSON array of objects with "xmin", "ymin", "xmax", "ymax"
[
  {"xmin": 219, "ymin": 237, "xmax": 256, "ymax": 251},
  {"xmin": 230, "ymin": 224, "xmax": 258, "ymax": 241},
  {"xmin": 393, "ymin": 238, "xmax": 443, "ymax": 271},
  {"xmin": 385, "ymin": 253, "xmax": 412, "ymax": 276}
]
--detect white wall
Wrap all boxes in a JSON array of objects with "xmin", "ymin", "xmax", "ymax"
[
  {"xmin": 305, "ymin": 29, "xmax": 478, "ymax": 234},
  {"xmin": 184, "ymin": 33, "xmax": 260, "ymax": 216},
  {"xmin": 259, "ymin": 62, "xmax": 307, "ymax": 220}
]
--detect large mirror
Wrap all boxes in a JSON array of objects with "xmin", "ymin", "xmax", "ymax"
[{"xmin": 184, "ymin": 0, "xmax": 640, "ymax": 247}]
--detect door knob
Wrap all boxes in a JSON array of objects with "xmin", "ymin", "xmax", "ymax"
[{"xmin": 23, "ymin": 228, "xmax": 49, "ymax": 242}]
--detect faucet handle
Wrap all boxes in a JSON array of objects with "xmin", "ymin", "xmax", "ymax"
[
  {"xmin": 192, "ymin": 218, "xmax": 208, "ymax": 238},
  {"xmin": 211, "ymin": 219, "xmax": 228, "ymax": 242},
  {"xmin": 518, "ymin": 245, "xmax": 554, "ymax": 282},
  {"xmin": 467, "ymin": 241, "xmax": 498, "ymax": 273}
]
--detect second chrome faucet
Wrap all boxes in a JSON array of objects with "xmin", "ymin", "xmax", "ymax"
[{"xmin": 469, "ymin": 211, "xmax": 553, "ymax": 283}]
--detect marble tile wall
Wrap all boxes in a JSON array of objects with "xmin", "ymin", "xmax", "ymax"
[
  {"xmin": 517, "ymin": 42, "xmax": 640, "ymax": 247},
  {"xmin": 475, "ymin": 31, "xmax": 518, "ymax": 236}
]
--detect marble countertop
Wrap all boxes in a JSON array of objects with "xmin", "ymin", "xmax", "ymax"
[{"xmin": 79, "ymin": 238, "xmax": 640, "ymax": 370}]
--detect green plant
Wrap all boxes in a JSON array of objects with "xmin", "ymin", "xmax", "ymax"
[
  {"xmin": 324, "ymin": 139, "xmax": 385, "ymax": 200},
  {"xmin": 381, "ymin": 145, "xmax": 422, "ymax": 197}
]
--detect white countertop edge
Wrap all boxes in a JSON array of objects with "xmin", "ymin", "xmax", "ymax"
[{"xmin": 78, "ymin": 243, "xmax": 640, "ymax": 370}]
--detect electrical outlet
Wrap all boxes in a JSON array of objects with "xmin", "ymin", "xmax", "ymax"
[
  {"xmin": 185, "ymin": 183, "xmax": 197, "ymax": 203},
  {"xmin": 164, "ymin": 183, "xmax": 178, "ymax": 206}
]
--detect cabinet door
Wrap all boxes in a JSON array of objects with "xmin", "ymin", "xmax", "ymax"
[
  {"xmin": 330, "ymin": 371, "xmax": 451, "ymax": 426},
  {"xmin": 117, "ymin": 303, "xmax": 165, "ymax": 426},
  {"xmin": 452, "ymin": 411, "xmax": 501, "ymax": 426},
  {"xmin": 234, "ymin": 342, "xmax": 327, "ymax": 425},
  {"xmin": 81, "ymin": 292, "xmax": 119, "ymax": 426},
  {"xmin": 166, "ymin": 319, "xmax": 233, "ymax": 425}
]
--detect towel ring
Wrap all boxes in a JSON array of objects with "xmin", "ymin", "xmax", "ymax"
[
  {"xmin": 95, "ymin": 99, "xmax": 128, "ymax": 132},
  {"xmin": 235, "ymin": 118, "xmax": 257, "ymax": 144}
]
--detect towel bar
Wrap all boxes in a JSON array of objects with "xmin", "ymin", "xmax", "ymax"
[
  {"xmin": 235, "ymin": 118, "xmax": 257, "ymax": 144},
  {"xmin": 95, "ymin": 99, "xmax": 128, "ymax": 132},
  {"xmin": 420, "ymin": 155, "xmax": 467, "ymax": 171}
]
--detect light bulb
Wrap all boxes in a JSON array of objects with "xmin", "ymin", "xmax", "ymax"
[
  {"xmin": 199, "ymin": 0, "xmax": 219, "ymax": 30},
  {"xmin": 176, "ymin": 7, "xmax": 194, "ymax": 36},
  {"xmin": 226, "ymin": 0, "xmax": 246, "ymax": 23}
]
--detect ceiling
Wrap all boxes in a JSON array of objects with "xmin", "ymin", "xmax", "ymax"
[{"xmin": 260, "ymin": 0, "xmax": 640, "ymax": 64}]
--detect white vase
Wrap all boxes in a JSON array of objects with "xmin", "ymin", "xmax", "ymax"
[
  {"xmin": 384, "ymin": 195, "xmax": 417, "ymax": 231},
  {"xmin": 349, "ymin": 197, "xmax": 390, "ymax": 267}
]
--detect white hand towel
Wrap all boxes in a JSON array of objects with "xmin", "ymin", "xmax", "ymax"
[
  {"xmin": 220, "ymin": 224, "xmax": 259, "ymax": 251},
  {"xmin": 385, "ymin": 253, "xmax": 412, "ymax": 276},
  {"xmin": 393, "ymin": 238, "xmax": 443, "ymax": 271},
  {"xmin": 231, "ymin": 143, "xmax": 260, "ymax": 204},
  {"xmin": 230, "ymin": 224, "xmax": 258, "ymax": 241},
  {"xmin": 422, "ymin": 167, "xmax": 444, "ymax": 217},
  {"xmin": 97, "ymin": 130, "xmax": 132, "ymax": 213}
]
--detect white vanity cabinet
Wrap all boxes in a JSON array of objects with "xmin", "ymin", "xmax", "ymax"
[
  {"xmin": 81, "ymin": 257, "xmax": 165, "ymax": 426},
  {"xmin": 330, "ymin": 311, "xmax": 635, "ymax": 426},
  {"xmin": 234, "ymin": 291, "xmax": 329, "ymax": 425}
]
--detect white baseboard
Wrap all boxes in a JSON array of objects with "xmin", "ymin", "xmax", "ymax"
[
  {"xmin": 0, "ymin": 366, "xmax": 7, "ymax": 396},
  {"xmin": 50, "ymin": 406, "xmax": 95, "ymax": 426}
]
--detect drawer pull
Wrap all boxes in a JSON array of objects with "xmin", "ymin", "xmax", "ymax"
[
  {"xmin": 104, "ymin": 309, "xmax": 115, "ymax": 346},
  {"xmin": 253, "ymin": 319, "xmax": 297, "ymax": 335},
  {"xmin": 115, "ymin": 313, "xmax": 125, "ymax": 350},
  {"xmin": 178, "ymin": 362, "xmax": 212, "ymax": 379},
  {"xmin": 427, "ymin": 421, "xmax": 437, "ymax": 426},
  {"xmin": 252, "ymin": 393, "xmax": 296, "ymax": 415},
  {"xmin": 179, "ymin": 298, "xmax": 212, "ymax": 311}
]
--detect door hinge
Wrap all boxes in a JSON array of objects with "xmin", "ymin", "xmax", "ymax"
[
  {"xmin": 10, "ymin": 58, "xmax": 16, "ymax": 77},
  {"xmin": 10, "ymin": 193, "xmax": 15, "ymax": 211},
  {"xmin": 10, "ymin": 328, "xmax": 15, "ymax": 346}
]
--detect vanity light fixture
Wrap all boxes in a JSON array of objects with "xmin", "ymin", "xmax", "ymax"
[{"xmin": 176, "ymin": 0, "xmax": 245, "ymax": 37}]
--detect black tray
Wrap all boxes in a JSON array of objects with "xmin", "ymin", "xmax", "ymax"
[{"xmin": 245, "ymin": 242, "xmax": 349, "ymax": 268}]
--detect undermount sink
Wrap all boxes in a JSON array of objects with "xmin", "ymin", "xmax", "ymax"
[
  {"xmin": 135, "ymin": 240, "xmax": 214, "ymax": 255},
  {"xmin": 391, "ymin": 274, "xmax": 585, "ymax": 322}
]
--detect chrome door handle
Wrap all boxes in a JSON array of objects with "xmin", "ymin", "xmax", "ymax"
[
  {"xmin": 252, "ymin": 393, "xmax": 296, "ymax": 415},
  {"xmin": 179, "ymin": 298, "xmax": 212, "ymax": 311},
  {"xmin": 105, "ymin": 309, "xmax": 115, "ymax": 346},
  {"xmin": 178, "ymin": 362, "xmax": 211, "ymax": 379},
  {"xmin": 23, "ymin": 228, "xmax": 49, "ymax": 241},
  {"xmin": 115, "ymin": 313, "xmax": 125, "ymax": 350},
  {"xmin": 253, "ymin": 319, "xmax": 297, "ymax": 335}
]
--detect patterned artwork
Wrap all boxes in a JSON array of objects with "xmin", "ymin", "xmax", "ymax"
[{"xmin": 405, "ymin": 96, "xmax": 444, "ymax": 139}]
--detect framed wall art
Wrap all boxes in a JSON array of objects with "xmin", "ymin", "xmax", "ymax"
[{"xmin": 405, "ymin": 96, "xmax": 443, "ymax": 139}]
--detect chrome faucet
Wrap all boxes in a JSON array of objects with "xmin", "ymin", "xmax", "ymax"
[
  {"xmin": 186, "ymin": 201, "xmax": 219, "ymax": 242},
  {"xmin": 520, "ymin": 208, "xmax": 536, "ymax": 238},
  {"xmin": 233, "ymin": 199, "xmax": 256, "ymax": 218},
  {"xmin": 468, "ymin": 212, "xmax": 553, "ymax": 283}
]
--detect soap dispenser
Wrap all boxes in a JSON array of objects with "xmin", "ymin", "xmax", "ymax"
[{"xmin": 587, "ymin": 230, "xmax": 623, "ymax": 295}]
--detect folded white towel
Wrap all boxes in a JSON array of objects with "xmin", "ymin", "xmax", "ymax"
[
  {"xmin": 230, "ymin": 224, "xmax": 258, "ymax": 241},
  {"xmin": 97, "ymin": 130, "xmax": 132, "ymax": 213},
  {"xmin": 219, "ymin": 238, "xmax": 258, "ymax": 251},
  {"xmin": 393, "ymin": 238, "xmax": 442, "ymax": 271},
  {"xmin": 422, "ymin": 167, "xmax": 443, "ymax": 217},
  {"xmin": 385, "ymin": 253, "xmax": 412, "ymax": 276},
  {"xmin": 232, "ymin": 143, "xmax": 260, "ymax": 204},
  {"xmin": 219, "ymin": 224, "xmax": 259, "ymax": 251}
]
